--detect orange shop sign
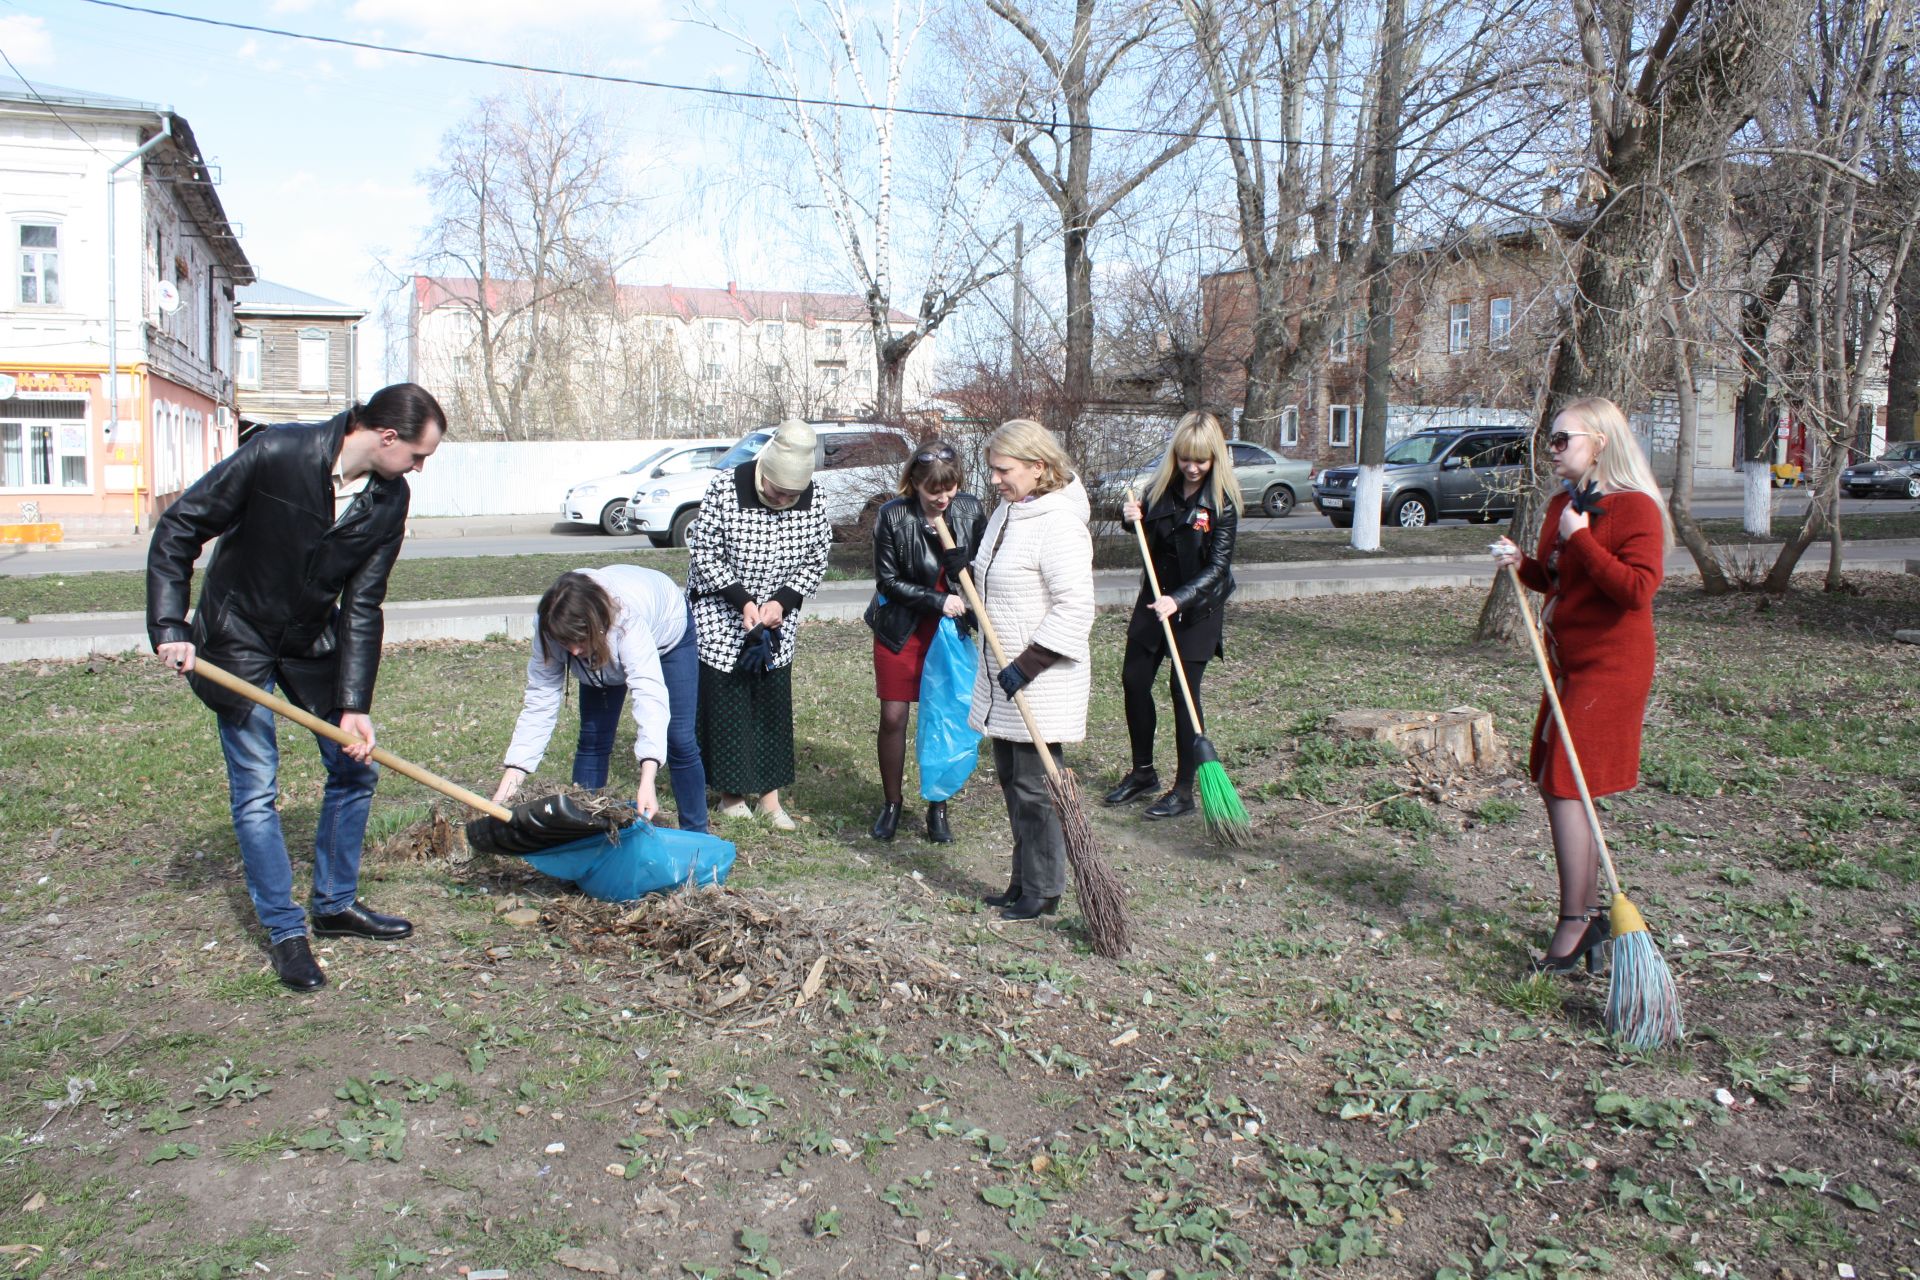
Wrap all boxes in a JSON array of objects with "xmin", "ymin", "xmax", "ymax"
[{"xmin": 0, "ymin": 370, "xmax": 98, "ymax": 397}]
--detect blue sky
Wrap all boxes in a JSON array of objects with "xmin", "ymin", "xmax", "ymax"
[{"xmin": 0, "ymin": 0, "xmax": 833, "ymax": 387}]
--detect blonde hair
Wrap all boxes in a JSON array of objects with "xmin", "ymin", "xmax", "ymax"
[
  {"xmin": 984, "ymin": 418, "xmax": 1074, "ymax": 496},
  {"xmin": 1145, "ymin": 411, "xmax": 1242, "ymax": 513},
  {"xmin": 1556, "ymin": 397, "xmax": 1675, "ymax": 551}
]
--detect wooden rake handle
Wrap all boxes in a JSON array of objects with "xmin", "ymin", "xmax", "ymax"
[
  {"xmin": 1125, "ymin": 485, "xmax": 1207, "ymax": 736},
  {"xmin": 189, "ymin": 657, "xmax": 512, "ymax": 821},
  {"xmin": 1504, "ymin": 564, "xmax": 1624, "ymax": 900},
  {"xmin": 930, "ymin": 512, "xmax": 1067, "ymax": 788}
]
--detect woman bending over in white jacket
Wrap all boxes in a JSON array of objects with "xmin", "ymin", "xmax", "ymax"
[
  {"xmin": 957, "ymin": 419, "xmax": 1096, "ymax": 921},
  {"xmin": 493, "ymin": 565, "xmax": 708, "ymax": 833}
]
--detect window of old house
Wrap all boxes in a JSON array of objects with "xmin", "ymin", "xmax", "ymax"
[
  {"xmin": 1490, "ymin": 296, "xmax": 1513, "ymax": 349},
  {"xmin": 1329, "ymin": 404, "xmax": 1354, "ymax": 448},
  {"xmin": 17, "ymin": 223, "xmax": 59, "ymax": 306},
  {"xmin": 236, "ymin": 329, "xmax": 261, "ymax": 389},
  {"xmin": 1280, "ymin": 405, "xmax": 1300, "ymax": 448},
  {"xmin": 297, "ymin": 328, "xmax": 329, "ymax": 390},
  {"xmin": 1448, "ymin": 302, "xmax": 1471, "ymax": 353}
]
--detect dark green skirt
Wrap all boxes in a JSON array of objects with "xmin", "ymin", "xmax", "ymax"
[{"xmin": 696, "ymin": 662, "xmax": 795, "ymax": 795}]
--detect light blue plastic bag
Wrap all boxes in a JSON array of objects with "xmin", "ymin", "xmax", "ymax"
[{"xmin": 916, "ymin": 616, "xmax": 983, "ymax": 802}]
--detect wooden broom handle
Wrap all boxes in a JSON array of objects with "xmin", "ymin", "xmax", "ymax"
[
  {"xmin": 189, "ymin": 657, "xmax": 513, "ymax": 820},
  {"xmin": 1125, "ymin": 485, "xmax": 1207, "ymax": 735},
  {"xmin": 930, "ymin": 512, "xmax": 1067, "ymax": 787},
  {"xmin": 1505, "ymin": 564, "xmax": 1624, "ymax": 900}
]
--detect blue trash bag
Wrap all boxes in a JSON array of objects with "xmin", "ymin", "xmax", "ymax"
[
  {"xmin": 519, "ymin": 821, "xmax": 736, "ymax": 902},
  {"xmin": 916, "ymin": 616, "xmax": 984, "ymax": 802}
]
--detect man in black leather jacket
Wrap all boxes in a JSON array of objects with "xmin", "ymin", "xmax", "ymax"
[{"xmin": 146, "ymin": 383, "xmax": 446, "ymax": 991}]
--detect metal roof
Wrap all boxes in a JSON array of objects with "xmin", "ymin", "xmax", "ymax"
[{"xmin": 237, "ymin": 280, "xmax": 365, "ymax": 317}]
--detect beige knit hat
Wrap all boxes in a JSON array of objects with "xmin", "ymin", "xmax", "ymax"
[{"xmin": 755, "ymin": 419, "xmax": 818, "ymax": 493}]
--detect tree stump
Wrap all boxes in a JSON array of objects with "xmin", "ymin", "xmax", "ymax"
[{"xmin": 1326, "ymin": 706, "xmax": 1504, "ymax": 772}]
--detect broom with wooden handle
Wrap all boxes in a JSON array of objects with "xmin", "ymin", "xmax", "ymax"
[
  {"xmin": 1506, "ymin": 565, "xmax": 1683, "ymax": 1050},
  {"xmin": 187, "ymin": 658, "xmax": 618, "ymax": 852},
  {"xmin": 931, "ymin": 512, "xmax": 1130, "ymax": 958},
  {"xmin": 1125, "ymin": 485, "xmax": 1250, "ymax": 846}
]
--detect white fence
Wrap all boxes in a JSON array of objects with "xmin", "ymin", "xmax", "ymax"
[{"xmin": 407, "ymin": 440, "xmax": 686, "ymax": 518}]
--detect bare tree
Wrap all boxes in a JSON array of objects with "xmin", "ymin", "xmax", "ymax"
[
  {"xmin": 973, "ymin": 0, "xmax": 1215, "ymax": 418},
  {"xmin": 713, "ymin": 0, "xmax": 1012, "ymax": 420},
  {"xmin": 1475, "ymin": 0, "xmax": 1815, "ymax": 639},
  {"xmin": 414, "ymin": 83, "xmax": 640, "ymax": 441}
]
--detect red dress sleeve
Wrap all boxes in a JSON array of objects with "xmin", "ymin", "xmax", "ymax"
[{"xmin": 1515, "ymin": 493, "xmax": 1568, "ymax": 594}]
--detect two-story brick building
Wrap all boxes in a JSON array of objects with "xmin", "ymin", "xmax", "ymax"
[
  {"xmin": 234, "ymin": 281, "xmax": 364, "ymax": 428},
  {"xmin": 1200, "ymin": 216, "xmax": 1748, "ymax": 475},
  {"xmin": 0, "ymin": 78, "xmax": 252, "ymax": 535}
]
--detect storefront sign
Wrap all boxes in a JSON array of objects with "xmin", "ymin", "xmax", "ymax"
[{"xmin": 0, "ymin": 370, "xmax": 97, "ymax": 397}]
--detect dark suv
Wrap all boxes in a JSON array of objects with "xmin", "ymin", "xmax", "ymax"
[{"xmin": 1312, "ymin": 427, "xmax": 1528, "ymax": 528}]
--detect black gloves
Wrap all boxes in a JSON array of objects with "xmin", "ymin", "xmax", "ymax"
[
  {"xmin": 996, "ymin": 644, "xmax": 1060, "ymax": 699},
  {"xmin": 738, "ymin": 624, "xmax": 777, "ymax": 674},
  {"xmin": 997, "ymin": 665, "xmax": 1032, "ymax": 698},
  {"xmin": 1565, "ymin": 480, "xmax": 1606, "ymax": 515},
  {"xmin": 938, "ymin": 544, "xmax": 972, "ymax": 580}
]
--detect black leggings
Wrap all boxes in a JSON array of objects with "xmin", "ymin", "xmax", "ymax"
[{"xmin": 1121, "ymin": 633, "xmax": 1207, "ymax": 791}]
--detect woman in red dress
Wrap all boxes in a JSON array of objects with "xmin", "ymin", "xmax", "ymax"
[
  {"xmin": 864, "ymin": 443, "xmax": 987, "ymax": 843},
  {"xmin": 1493, "ymin": 397, "xmax": 1674, "ymax": 973}
]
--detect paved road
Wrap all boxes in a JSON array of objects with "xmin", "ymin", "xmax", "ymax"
[{"xmin": 6, "ymin": 493, "xmax": 1917, "ymax": 578}]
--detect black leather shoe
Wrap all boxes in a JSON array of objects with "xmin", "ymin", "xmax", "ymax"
[
  {"xmin": 1104, "ymin": 767, "xmax": 1160, "ymax": 806},
  {"xmin": 311, "ymin": 900, "xmax": 414, "ymax": 941},
  {"xmin": 270, "ymin": 937, "xmax": 326, "ymax": 992},
  {"xmin": 870, "ymin": 802, "xmax": 902, "ymax": 842},
  {"xmin": 981, "ymin": 878, "xmax": 1022, "ymax": 908},
  {"xmin": 925, "ymin": 802, "xmax": 952, "ymax": 844},
  {"xmin": 999, "ymin": 893, "xmax": 1060, "ymax": 921},
  {"xmin": 1143, "ymin": 789, "xmax": 1195, "ymax": 820}
]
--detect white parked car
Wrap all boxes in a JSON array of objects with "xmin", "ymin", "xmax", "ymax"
[
  {"xmin": 630, "ymin": 422, "xmax": 915, "ymax": 547},
  {"xmin": 561, "ymin": 438, "xmax": 732, "ymax": 535}
]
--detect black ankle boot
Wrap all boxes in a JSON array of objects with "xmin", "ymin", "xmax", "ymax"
[
  {"xmin": 999, "ymin": 892, "xmax": 1060, "ymax": 921},
  {"xmin": 870, "ymin": 802, "xmax": 902, "ymax": 842},
  {"xmin": 925, "ymin": 801, "xmax": 952, "ymax": 843},
  {"xmin": 1104, "ymin": 766, "xmax": 1159, "ymax": 806},
  {"xmin": 1143, "ymin": 788, "xmax": 1195, "ymax": 820},
  {"xmin": 981, "ymin": 878, "xmax": 1021, "ymax": 907}
]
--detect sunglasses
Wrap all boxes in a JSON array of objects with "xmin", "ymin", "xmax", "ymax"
[
  {"xmin": 1547, "ymin": 431, "xmax": 1593, "ymax": 451},
  {"xmin": 913, "ymin": 444, "xmax": 957, "ymax": 464}
]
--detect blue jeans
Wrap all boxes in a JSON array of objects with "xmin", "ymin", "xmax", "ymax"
[
  {"xmin": 215, "ymin": 678, "xmax": 380, "ymax": 945},
  {"xmin": 572, "ymin": 615, "xmax": 708, "ymax": 833}
]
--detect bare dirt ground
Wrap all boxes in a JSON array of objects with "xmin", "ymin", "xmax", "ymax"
[{"xmin": 2, "ymin": 577, "xmax": 1917, "ymax": 1280}]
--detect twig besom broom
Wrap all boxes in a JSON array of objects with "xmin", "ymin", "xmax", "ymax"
[
  {"xmin": 1506, "ymin": 565, "xmax": 1684, "ymax": 1050},
  {"xmin": 1124, "ymin": 484, "xmax": 1251, "ymax": 846},
  {"xmin": 931, "ymin": 512, "xmax": 1131, "ymax": 958}
]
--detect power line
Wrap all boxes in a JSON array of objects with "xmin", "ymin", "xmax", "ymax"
[{"xmin": 75, "ymin": 0, "xmax": 1572, "ymax": 160}]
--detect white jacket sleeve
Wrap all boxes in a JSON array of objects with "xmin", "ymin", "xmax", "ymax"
[
  {"xmin": 502, "ymin": 638, "xmax": 567, "ymax": 773},
  {"xmin": 1029, "ymin": 518, "xmax": 1095, "ymax": 662}
]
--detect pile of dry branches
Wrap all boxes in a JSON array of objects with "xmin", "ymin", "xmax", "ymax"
[{"xmin": 546, "ymin": 886, "xmax": 1001, "ymax": 1025}]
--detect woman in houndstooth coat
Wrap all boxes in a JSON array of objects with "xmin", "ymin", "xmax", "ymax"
[{"xmin": 685, "ymin": 421, "xmax": 834, "ymax": 829}]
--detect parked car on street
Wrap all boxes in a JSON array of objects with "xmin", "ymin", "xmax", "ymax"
[
  {"xmin": 1312, "ymin": 427, "xmax": 1528, "ymax": 528},
  {"xmin": 1841, "ymin": 440, "xmax": 1920, "ymax": 499},
  {"xmin": 627, "ymin": 422, "xmax": 915, "ymax": 547},
  {"xmin": 562, "ymin": 438, "xmax": 731, "ymax": 535},
  {"xmin": 1094, "ymin": 439, "xmax": 1314, "ymax": 517}
]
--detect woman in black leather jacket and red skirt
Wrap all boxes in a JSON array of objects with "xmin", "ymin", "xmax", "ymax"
[
  {"xmin": 864, "ymin": 442, "xmax": 987, "ymax": 842},
  {"xmin": 1106, "ymin": 411, "xmax": 1241, "ymax": 819}
]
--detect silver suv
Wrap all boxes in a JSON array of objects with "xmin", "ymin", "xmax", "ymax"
[{"xmin": 1311, "ymin": 427, "xmax": 1528, "ymax": 528}]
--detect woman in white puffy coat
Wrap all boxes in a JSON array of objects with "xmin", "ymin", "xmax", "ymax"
[{"xmin": 960, "ymin": 419, "xmax": 1096, "ymax": 921}]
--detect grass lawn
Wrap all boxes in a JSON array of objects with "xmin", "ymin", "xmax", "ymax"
[
  {"xmin": 2, "ymin": 577, "xmax": 1918, "ymax": 1277},
  {"xmin": 5, "ymin": 510, "xmax": 1917, "ymax": 621}
]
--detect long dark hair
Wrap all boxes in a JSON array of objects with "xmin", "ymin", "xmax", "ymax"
[
  {"xmin": 536, "ymin": 572, "xmax": 615, "ymax": 670},
  {"xmin": 349, "ymin": 383, "xmax": 447, "ymax": 443}
]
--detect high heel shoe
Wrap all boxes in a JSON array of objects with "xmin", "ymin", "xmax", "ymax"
[
  {"xmin": 1529, "ymin": 912, "xmax": 1609, "ymax": 975},
  {"xmin": 870, "ymin": 802, "xmax": 901, "ymax": 841},
  {"xmin": 999, "ymin": 893, "xmax": 1060, "ymax": 921},
  {"xmin": 981, "ymin": 878, "xmax": 1021, "ymax": 908},
  {"xmin": 925, "ymin": 801, "xmax": 952, "ymax": 843}
]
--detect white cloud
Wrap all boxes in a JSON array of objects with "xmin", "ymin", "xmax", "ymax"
[
  {"xmin": 270, "ymin": 0, "xmax": 322, "ymax": 12},
  {"xmin": 346, "ymin": 0, "xmax": 675, "ymax": 56},
  {"xmin": 0, "ymin": 15, "xmax": 55, "ymax": 67}
]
